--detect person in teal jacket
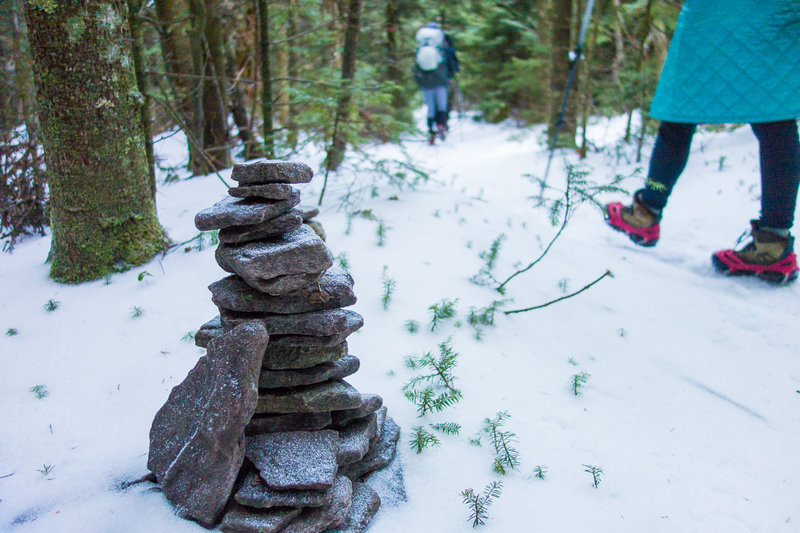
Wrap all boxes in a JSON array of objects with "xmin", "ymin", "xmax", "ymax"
[{"xmin": 605, "ymin": 0, "xmax": 800, "ymax": 283}]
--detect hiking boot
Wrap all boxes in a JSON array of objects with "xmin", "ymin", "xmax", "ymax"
[
  {"xmin": 427, "ymin": 118, "xmax": 436, "ymax": 145},
  {"xmin": 712, "ymin": 220, "xmax": 799, "ymax": 283},
  {"xmin": 604, "ymin": 190, "xmax": 662, "ymax": 247}
]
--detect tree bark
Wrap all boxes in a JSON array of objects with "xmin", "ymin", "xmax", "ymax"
[
  {"xmin": 256, "ymin": 0, "xmax": 274, "ymax": 158},
  {"xmin": 202, "ymin": 0, "xmax": 231, "ymax": 170},
  {"xmin": 324, "ymin": 0, "xmax": 361, "ymax": 172},
  {"xmin": 26, "ymin": 0, "xmax": 167, "ymax": 283},
  {"xmin": 548, "ymin": 0, "xmax": 577, "ymax": 148},
  {"xmin": 127, "ymin": 0, "xmax": 156, "ymax": 198}
]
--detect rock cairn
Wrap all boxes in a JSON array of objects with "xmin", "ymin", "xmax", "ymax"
[{"xmin": 148, "ymin": 160, "xmax": 402, "ymax": 532}]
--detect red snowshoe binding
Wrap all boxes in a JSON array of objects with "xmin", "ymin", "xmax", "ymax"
[
  {"xmin": 604, "ymin": 191, "xmax": 661, "ymax": 247},
  {"xmin": 712, "ymin": 220, "xmax": 799, "ymax": 284}
]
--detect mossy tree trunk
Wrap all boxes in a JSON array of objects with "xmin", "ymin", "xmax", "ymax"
[{"xmin": 26, "ymin": 0, "xmax": 168, "ymax": 283}]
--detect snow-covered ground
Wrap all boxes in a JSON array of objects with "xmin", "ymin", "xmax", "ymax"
[{"xmin": 1, "ymin": 113, "xmax": 799, "ymax": 532}]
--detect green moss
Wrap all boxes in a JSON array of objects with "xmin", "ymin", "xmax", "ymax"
[{"xmin": 28, "ymin": 0, "xmax": 57, "ymax": 14}]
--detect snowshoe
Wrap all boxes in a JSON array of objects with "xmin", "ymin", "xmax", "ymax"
[
  {"xmin": 712, "ymin": 221, "xmax": 799, "ymax": 284},
  {"xmin": 604, "ymin": 191, "xmax": 661, "ymax": 247}
]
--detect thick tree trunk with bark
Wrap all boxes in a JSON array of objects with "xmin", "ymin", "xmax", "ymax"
[
  {"xmin": 324, "ymin": 0, "xmax": 361, "ymax": 172},
  {"xmin": 26, "ymin": 0, "xmax": 167, "ymax": 283}
]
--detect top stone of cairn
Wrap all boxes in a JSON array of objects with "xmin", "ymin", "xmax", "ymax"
[{"xmin": 232, "ymin": 160, "xmax": 314, "ymax": 185}]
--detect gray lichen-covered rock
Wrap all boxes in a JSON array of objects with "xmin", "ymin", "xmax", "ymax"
[
  {"xmin": 255, "ymin": 379, "xmax": 362, "ymax": 414},
  {"xmin": 231, "ymin": 160, "xmax": 313, "ymax": 185},
  {"xmin": 268, "ymin": 311, "xmax": 363, "ymax": 347},
  {"xmin": 210, "ymin": 268, "xmax": 356, "ymax": 314},
  {"xmin": 339, "ymin": 417, "xmax": 401, "ymax": 481},
  {"xmin": 337, "ymin": 413, "xmax": 379, "ymax": 466},
  {"xmin": 194, "ymin": 315, "xmax": 224, "ymax": 348},
  {"xmin": 218, "ymin": 211, "xmax": 303, "ymax": 245},
  {"xmin": 215, "ymin": 226, "xmax": 333, "ymax": 294},
  {"xmin": 228, "ymin": 183, "xmax": 296, "ymax": 200},
  {"xmin": 235, "ymin": 471, "xmax": 337, "ymax": 509},
  {"xmin": 331, "ymin": 394, "xmax": 384, "ymax": 427},
  {"xmin": 262, "ymin": 342, "xmax": 349, "ymax": 370},
  {"xmin": 220, "ymin": 503, "xmax": 301, "ymax": 533},
  {"xmin": 246, "ymin": 430, "xmax": 339, "ymax": 490},
  {"xmin": 195, "ymin": 191, "xmax": 301, "ymax": 231},
  {"xmin": 298, "ymin": 205, "xmax": 320, "ymax": 221},
  {"xmin": 246, "ymin": 412, "xmax": 333, "ymax": 434},
  {"xmin": 147, "ymin": 322, "xmax": 269, "ymax": 526},
  {"xmin": 306, "ymin": 220, "xmax": 326, "ymax": 242},
  {"xmin": 259, "ymin": 355, "xmax": 359, "ymax": 389},
  {"xmin": 329, "ymin": 482, "xmax": 382, "ymax": 533},
  {"xmin": 282, "ymin": 476, "xmax": 353, "ymax": 533},
  {"xmin": 221, "ymin": 308, "xmax": 360, "ymax": 338},
  {"xmin": 363, "ymin": 439, "xmax": 407, "ymax": 507}
]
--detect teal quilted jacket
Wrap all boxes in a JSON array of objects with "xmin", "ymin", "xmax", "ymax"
[{"xmin": 649, "ymin": 0, "xmax": 800, "ymax": 124}]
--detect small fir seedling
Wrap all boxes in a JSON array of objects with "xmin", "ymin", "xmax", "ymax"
[
  {"xmin": 461, "ymin": 481, "xmax": 503, "ymax": 527},
  {"xmin": 376, "ymin": 220, "xmax": 390, "ymax": 247},
  {"xmin": 430, "ymin": 422, "xmax": 461, "ymax": 436},
  {"xmin": 409, "ymin": 426, "xmax": 440, "ymax": 454},
  {"xmin": 36, "ymin": 464, "xmax": 55, "ymax": 476},
  {"xmin": 336, "ymin": 253, "xmax": 350, "ymax": 273},
  {"xmin": 483, "ymin": 411, "xmax": 520, "ymax": 475},
  {"xmin": 558, "ymin": 278, "xmax": 570, "ymax": 294},
  {"xmin": 572, "ymin": 372, "xmax": 590, "ymax": 396},
  {"xmin": 469, "ymin": 436, "xmax": 482, "ymax": 447},
  {"xmin": 429, "ymin": 298, "xmax": 458, "ymax": 331},
  {"xmin": 404, "ymin": 320, "xmax": 420, "ymax": 334},
  {"xmin": 479, "ymin": 234, "xmax": 506, "ymax": 272},
  {"xmin": 381, "ymin": 267, "xmax": 396, "ymax": 310},
  {"xmin": 43, "ymin": 299, "xmax": 59, "ymax": 312},
  {"xmin": 6, "ymin": 328, "xmax": 18, "ymax": 336},
  {"xmin": 181, "ymin": 331, "xmax": 196, "ymax": 342},
  {"xmin": 130, "ymin": 306, "xmax": 144, "ymax": 318},
  {"xmin": 137, "ymin": 271, "xmax": 152, "ymax": 282},
  {"xmin": 29, "ymin": 384, "xmax": 49, "ymax": 399},
  {"xmin": 567, "ymin": 356, "xmax": 579, "ymax": 366},
  {"xmin": 531, "ymin": 465, "xmax": 548, "ymax": 480},
  {"xmin": 403, "ymin": 340, "xmax": 462, "ymax": 416},
  {"xmin": 584, "ymin": 464, "xmax": 603, "ymax": 488}
]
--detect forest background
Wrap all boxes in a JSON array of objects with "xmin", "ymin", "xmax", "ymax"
[{"xmin": 1, "ymin": 0, "xmax": 681, "ymax": 281}]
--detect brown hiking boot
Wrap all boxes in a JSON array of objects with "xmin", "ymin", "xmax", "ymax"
[
  {"xmin": 604, "ymin": 191, "xmax": 662, "ymax": 247},
  {"xmin": 712, "ymin": 220, "xmax": 799, "ymax": 283}
]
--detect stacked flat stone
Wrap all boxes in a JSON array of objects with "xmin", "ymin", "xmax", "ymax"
[{"xmin": 149, "ymin": 160, "xmax": 400, "ymax": 533}]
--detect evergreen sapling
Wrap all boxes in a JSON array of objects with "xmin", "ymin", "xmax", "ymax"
[
  {"xmin": 403, "ymin": 340, "xmax": 462, "ymax": 416},
  {"xmin": 409, "ymin": 426, "xmax": 440, "ymax": 454},
  {"xmin": 482, "ymin": 411, "xmax": 520, "ymax": 475},
  {"xmin": 461, "ymin": 481, "xmax": 503, "ymax": 527}
]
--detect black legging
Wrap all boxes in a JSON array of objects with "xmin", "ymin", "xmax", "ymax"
[{"xmin": 640, "ymin": 120, "xmax": 800, "ymax": 230}]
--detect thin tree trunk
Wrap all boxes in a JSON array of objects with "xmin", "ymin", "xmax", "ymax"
[
  {"xmin": 285, "ymin": 0, "xmax": 299, "ymax": 148},
  {"xmin": 548, "ymin": 0, "xmax": 576, "ymax": 148},
  {"xmin": 634, "ymin": 0, "xmax": 654, "ymax": 162},
  {"xmin": 187, "ymin": 0, "xmax": 208, "ymax": 173},
  {"xmin": 256, "ymin": 0, "xmax": 274, "ymax": 158},
  {"xmin": 127, "ymin": 0, "xmax": 157, "ymax": 198},
  {"xmin": 11, "ymin": 0, "xmax": 38, "ymax": 138},
  {"xmin": 26, "ymin": 0, "xmax": 167, "ymax": 282},
  {"xmin": 323, "ymin": 0, "xmax": 361, "ymax": 174},
  {"xmin": 385, "ymin": 0, "xmax": 404, "ymax": 114},
  {"xmin": 202, "ymin": 0, "xmax": 231, "ymax": 170}
]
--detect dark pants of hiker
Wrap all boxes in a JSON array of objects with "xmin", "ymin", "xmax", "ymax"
[{"xmin": 640, "ymin": 120, "xmax": 800, "ymax": 230}]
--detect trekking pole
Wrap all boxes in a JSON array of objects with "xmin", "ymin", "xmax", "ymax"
[{"xmin": 542, "ymin": 0, "xmax": 596, "ymax": 185}]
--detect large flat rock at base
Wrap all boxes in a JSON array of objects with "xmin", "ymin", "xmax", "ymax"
[
  {"xmin": 246, "ymin": 430, "xmax": 339, "ymax": 490},
  {"xmin": 235, "ymin": 471, "xmax": 336, "ymax": 509},
  {"xmin": 246, "ymin": 412, "xmax": 333, "ymax": 434},
  {"xmin": 232, "ymin": 160, "xmax": 313, "ymax": 184},
  {"xmin": 147, "ymin": 322, "xmax": 269, "ymax": 526},
  {"xmin": 282, "ymin": 476, "xmax": 353, "ymax": 533},
  {"xmin": 263, "ymin": 342, "xmax": 348, "ymax": 370},
  {"xmin": 210, "ymin": 268, "xmax": 356, "ymax": 314},
  {"xmin": 220, "ymin": 503, "xmax": 301, "ymax": 533},
  {"xmin": 259, "ymin": 355, "xmax": 359, "ymax": 389},
  {"xmin": 339, "ymin": 417, "xmax": 401, "ymax": 482},
  {"xmin": 268, "ymin": 312, "xmax": 363, "ymax": 347},
  {"xmin": 215, "ymin": 226, "xmax": 333, "ymax": 294},
  {"xmin": 331, "ymin": 394, "xmax": 384, "ymax": 428},
  {"xmin": 218, "ymin": 211, "xmax": 304, "ymax": 245},
  {"xmin": 255, "ymin": 379, "xmax": 362, "ymax": 414},
  {"xmin": 222, "ymin": 308, "xmax": 361, "ymax": 338},
  {"xmin": 195, "ymin": 190, "xmax": 301, "ymax": 231},
  {"xmin": 228, "ymin": 182, "xmax": 296, "ymax": 200},
  {"xmin": 337, "ymin": 413, "xmax": 379, "ymax": 466},
  {"xmin": 329, "ymin": 482, "xmax": 382, "ymax": 533}
]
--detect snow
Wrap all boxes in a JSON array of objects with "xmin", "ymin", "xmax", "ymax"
[{"xmin": 1, "ymin": 112, "xmax": 799, "ymax": 532}]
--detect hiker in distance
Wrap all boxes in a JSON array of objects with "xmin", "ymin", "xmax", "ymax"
[
  {"xmin": 605, "ymin": 0, "xmax": 800, "ymax": 284},
  {"xmin": 414, "ymin": 22, "xmax": 460, "ymax": 145}
]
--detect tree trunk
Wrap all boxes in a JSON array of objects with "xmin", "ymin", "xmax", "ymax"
[
  {"xmin": 324, "ymin": 0, "xmax": 361, "ymax": 173},
  {"xmin": 26, "ymin": 0, "xmax": 167, "ymax": 283},
  {"xmin": 202, "ymin": 0, "xmax": 231, "ymax": 170},
  {"xmin": 285, "ymin": 0, "xmax": 299, "ymax": 149},
  {"xmin": 256, "ymin": 0, "xmax": 275, "ymax": 158},
  {"xmin": 385, "ymin": 0, "xmax": 405, "ymax": 114},
  {"xmin": 127, "ymin": 0, "xmax": 156, "ymax": 198},
  {"xmin": 548, "ymin": 0, "xmax": 577, "ymax": 148},
  {"xmin": 154, "ymin": 0, "xmax": 204, "ymax": 171}
]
